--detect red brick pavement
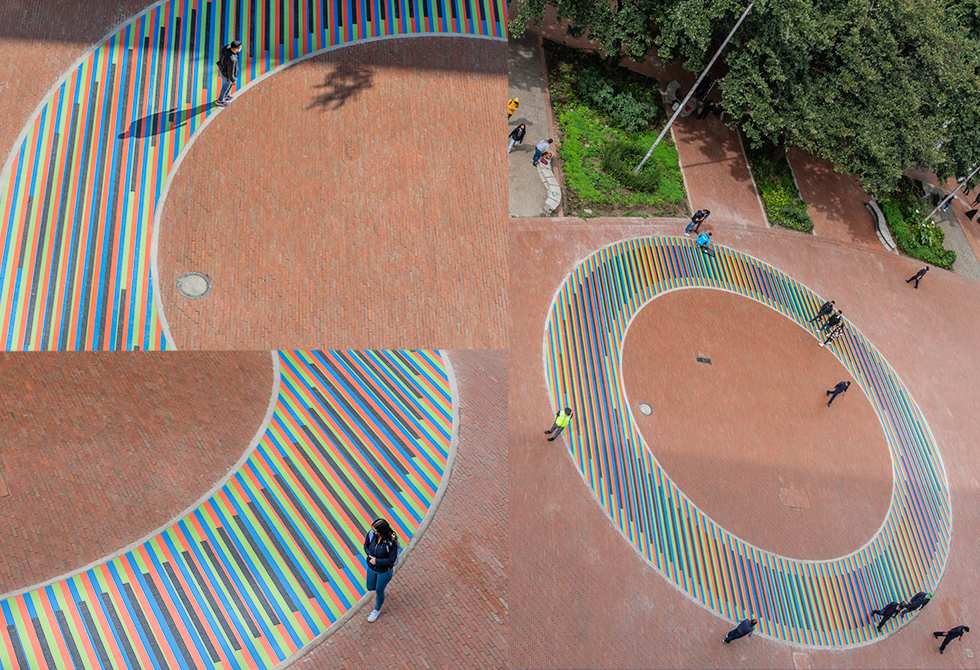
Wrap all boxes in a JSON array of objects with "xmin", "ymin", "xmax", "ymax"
[
  {"xmin": 156, "ymin": 38, "xmax": 507, "ymax": 350},
  {"xmin": 0, "ymin": 0, "xmax": 159, "ymax": 163},
  {"xmin": 787, "ymin": 148, "xmax": 879, "ymax": 249},
  {"xmin": 511, "ymin": 217, "xmax": 980, "ymax": 669},
  {"xmin": 0, "ymin": 352, "xmax": 273, "ymax": 596},
  {"xmin": 290, "ymin": 350, "xmax": 507, "ymax": 670},
  {"xmin": 622, "ymin": 289, "xmax": 891, "ymax": 560}
]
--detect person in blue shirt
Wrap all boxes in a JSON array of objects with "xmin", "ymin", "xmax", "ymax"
[{"xmin": 696, "ymin": 231, "xmax": 714, "ymax": 257}]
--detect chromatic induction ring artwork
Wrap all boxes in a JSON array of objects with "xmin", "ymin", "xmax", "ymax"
[
  {"xmin": 0, "ymin": 350, "xmax": 453, "ymax": 668},
  {"xmin": 544, "ymin": 237, "xmax": 950, "ymax": 647},
  {"xmin": 0, "ymin": 0, "xmax": 505, "ymax": 350}
]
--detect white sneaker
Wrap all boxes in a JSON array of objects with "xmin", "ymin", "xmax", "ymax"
[{"xmin": 367, "ymin": 609, "xmax": 380, "ymax": 622}]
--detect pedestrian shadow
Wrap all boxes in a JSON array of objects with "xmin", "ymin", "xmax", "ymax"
[
  {"xmin": 118, "ymin": 102, "xmax": 212, "ymax": 139},
  {"xmin": 307, "ymin": 61, "xmax": 373, "ymax": 111}
]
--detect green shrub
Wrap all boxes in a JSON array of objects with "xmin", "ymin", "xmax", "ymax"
[
  {"xmin": 574, "ymin": 67, "xmax": 657, "ymax": 133},
  {"xmin": 600, "ymin": 141, "xmax": 662, "ymax": 192},
  {"xmin": 744, "ymin": 144, "xmax": 815, "ymax": 233},
  {"xmin": 879, "ymin": 178, "xmax": 957, "ymax": 269}
]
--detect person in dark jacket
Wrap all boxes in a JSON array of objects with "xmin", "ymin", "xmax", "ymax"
[
  {"xmin": 901, "ymin": 592, "xmax": 932, "ymax": 615},
  {"xmin": 216, "ymin": 40, "xmax": 243, "ymax": 107},
  {"xmin": 934, "ymin": 625, "xmax": 969, "ymax": 653},
  {"xmin": 363, "ymin": 518, "xmax": 400, "ymax": 622},
  {"xmin": 826, "ymin": 380, "xmax": 850, "ymax": 407},
  {"xmin": 906, "ymin": 266, "xmax": 929, "ymax": 289},
  {"xmin": 808, "ymin": 300, "xmax": 835, "ymax": 325},
  {"xmin": 508, "ymin": 124, "xmax": 526, "ymax": 154},
  {"xmin": 819, "ymin": 322, "xmax": 845, "ymax": 348},
  {"xmin": 820, "ymin": 309, "xmax": 843, "ymax": 333},
  {"xmin": 872, "ymin": 601, "xmax": 906, "ymax": 631},
  {"xmin": 724, "ymin": 618, "xmax": 757, "ymax": 643},
  {"xmin": 685, "ymin": 209, "xmax": 710, "ymax": 234}
]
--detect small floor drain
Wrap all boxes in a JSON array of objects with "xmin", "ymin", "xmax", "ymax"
[
  {"xmin": 177, "ymin": 271, "xmax": 212, "ymax": 300},
  {"xmin": 638, "ymin": 402, "xmax": 653, "ymax": 416},
  {"xmin": 695, "ymin": 356, "xmax": 712, "ymax": 365}
]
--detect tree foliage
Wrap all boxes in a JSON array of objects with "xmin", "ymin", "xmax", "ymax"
[{"xmin": 512, "ymin": 0, "xmax": 980, "ymax": 196}]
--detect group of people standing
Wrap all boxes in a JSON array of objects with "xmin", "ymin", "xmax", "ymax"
[{"xmin": 508, "ymin": 98, "xmax": 555, "ymax": 166}]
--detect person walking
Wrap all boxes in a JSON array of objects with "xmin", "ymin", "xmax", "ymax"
[
  {"xmin": 826, "ymin": 381, "xmax": 850, "ymax": 407},
  {"xmin": 820, "ymin": 310, "xmax": 842, "ymax": 333},
  {"xmin": 545, "ymin": 408, "xmax": 573, "ymax": 441},
  {"xmin": 363, "ymin": 518, "xmax": 400, "ymax": 622},
  {"xmin": 901, "ymin": 592, "xmax": 932, "ymax": 615},
  {"xmin": 819, "ymin": 322, "xmax": 845, "ymax": 348},
  {"xmin": 696, "ymin": 231, "xmax": 715, "ymax": 257},
  {"xmin": 724, "ymin": 618, "xmax": 757, "ymax": 643},
  {"xmin": 872, "ymin": 601, "xmax": 906, "ymax": 631},
  {"xmin": 697, "ymin": 100, "xmax": 717, "ymax": 120},
  {"xmin": 934, "ymin": 626, "xmax": 969, "ymax": 654},
  {"xmin": 508, "ymin": 124, "xmax": 526, "ymax": 154},
  {"xmin": 906, "ymin": 266, "xmax": 929, "ymax": 289},
  {"xmin": 685, "ymin": 209, "xmax": 710, "ymax": 234},
  {"xmin": 215, "ymin": 40, "xmax": 243, "ymax": 107},
  {"xmin": 532, "ymin": 139, "xmax": 553, "ymax": 167},
  {"xmin": 508, "ymin": 97, "xmax": 520, "ymax": 118},
  {"xmin": 808, "ymin": 300, "xmax": 835, "ymax": 325}
]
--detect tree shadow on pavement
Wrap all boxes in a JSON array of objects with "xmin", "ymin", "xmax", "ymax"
[{"xmin": 307, "ymin": 61, "xmax": 373, "ymax": 111}]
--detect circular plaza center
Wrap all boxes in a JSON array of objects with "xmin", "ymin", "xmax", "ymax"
[{"xmin": 622, "ymin": 288, "xmax": 893, "ymax": 560}]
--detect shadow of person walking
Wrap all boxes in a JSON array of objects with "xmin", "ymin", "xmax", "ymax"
[{"xmin": 118, "ymin": 102, "xmax": 212, "ymax": 139}]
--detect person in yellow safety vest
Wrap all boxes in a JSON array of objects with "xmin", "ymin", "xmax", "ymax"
[
  {"xmin": 545, "ymin": 408, "xmax": 573, "ymax": 441},
  {"xmin": 508, "ymin": 97, "xmax": 520, "ymax": 118}
]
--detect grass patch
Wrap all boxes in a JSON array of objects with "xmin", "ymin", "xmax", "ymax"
[
  {"xmin": 544, "ymin": 41, "xmax": 687, "ymax": 217},
  {"xmin": 743, "ymin": 145, "xmax": 815, "ymax": 233},
  {"xmin": 878, "ymin": 178, "xmax": 956, "ymax": 269}
]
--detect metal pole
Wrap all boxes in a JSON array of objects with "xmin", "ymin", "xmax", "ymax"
[
  {"xmin": 918, "ymin": 163, "xmax": 980, "ymax": 227},
  {"xmin": 634, "ymin": 2, "xmax": 754, "ymax": 174}
]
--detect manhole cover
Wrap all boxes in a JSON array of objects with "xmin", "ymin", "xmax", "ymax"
[
  {"xmin": 638, "ymin": 402, "xmax": 653, "ymax": 416},
  {"xmin": 176, "ymin": 271, "xmax": 212, "ymax": 300}
]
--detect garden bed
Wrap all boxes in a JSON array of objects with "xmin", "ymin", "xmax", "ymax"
[
  {"xmin": 544, "ymin": 41, "xmax": 687, "ymax": 218},
  {"xmin": 878, "ymin": 178, "xmax": 957, "ymax": 269},
  {"xmin": 743, "ymin": 144, "xmax": 815, "ymax": 232}
]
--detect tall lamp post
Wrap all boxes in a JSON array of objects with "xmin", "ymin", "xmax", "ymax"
[
  {"xmin": 917, "ymin": 163, "xmax": 980, "ymax": 226},
  {"xmin": 634, "ymin": 2, "xmax": 754, "ymax": 174}
]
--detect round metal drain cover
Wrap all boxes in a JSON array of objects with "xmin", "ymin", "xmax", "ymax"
[
  {"xmin": 638, "ymin": 402, "xmax": 653, "ymax": 416},
  {"xmin": 176, "ymin": 271, "xmax": 212, "ymax": 300}
]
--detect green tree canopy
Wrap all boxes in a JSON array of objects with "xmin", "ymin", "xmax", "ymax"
[{"xmin": 512, "ymin": 0, "xmax": 980, "ymax": 196}]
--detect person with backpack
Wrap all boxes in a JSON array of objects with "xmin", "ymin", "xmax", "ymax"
[
  {"xmin": 685, "ymin": 209, "xmax": 710, "ymax": 234},
  {"xmin": 508, "ymin": 124, "xmax": 526, "ymax": 154},
  {"xmin": 363, "ymin": 518, "xmax": 400, "ymax": 622},
  {"xmin": 216, "ymin": 40, "xmax": 243, "ymax": 107}
]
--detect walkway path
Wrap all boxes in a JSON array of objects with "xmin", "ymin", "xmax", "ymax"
[
  {"xmin": 0, "ymin": 0, "xmax": 505, "ymax": 350},
  {"xmin": 0, "ymin": 350, "xmax": 453, "ymax": 669},
  {"xmin": 787, "ymin": 148, "xmax": 879, "ymax": 249},
  {"xmin": 507, "ymin": 31, "xmax": 550, "ymax": 217}
]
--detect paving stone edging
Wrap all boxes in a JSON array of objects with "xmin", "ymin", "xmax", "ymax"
[
  {"xmin": 866, "ymin": 199, "xmax": 899, "ymax": 253},
  {"xmin": 538, "ymin": 161, "xmax": 563, "ymax": 214}
]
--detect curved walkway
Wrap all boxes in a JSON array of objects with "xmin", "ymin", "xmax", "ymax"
[
  {"xmin": 0, "ymin": 0, "xmax": 504, "ymax": 351},
  {"xmin": 0, "ymin": 350, "xmax": 453, "ymax": 669},
  {"xmin": 544, "ymin": 237, "xmax": 949, "ymax": 647}
]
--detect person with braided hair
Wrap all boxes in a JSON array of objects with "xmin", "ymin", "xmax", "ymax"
[{"xmin": 364, "ymin": 518, "xmax": 401, "ymax": 622}]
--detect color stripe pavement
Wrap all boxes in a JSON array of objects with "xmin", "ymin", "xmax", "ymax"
[
  {"xmin": 0, "ymin": 349, "xmax": 453, "ymax": 668},
  {"xmin": 0, "ymin": 0, "xmax": 506, "ymax": 350},
  {"xmin": 545, "ymin": 237, "xmax": 950, "ymax": 647}
]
